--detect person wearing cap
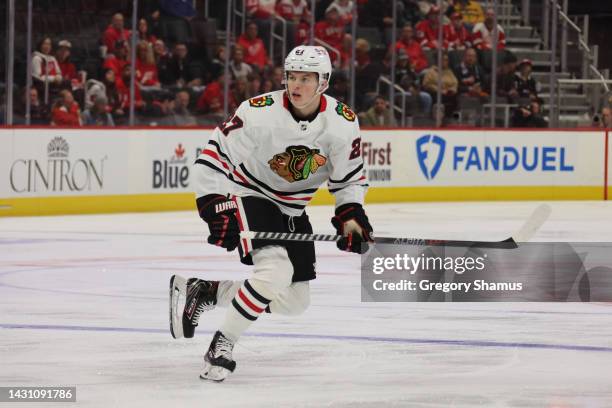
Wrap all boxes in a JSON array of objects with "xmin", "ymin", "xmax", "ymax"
[
  {"xmin": 56, "ymin": 40, "xmax": 84, "ymax": 90},
  {"xmin": 415, "ymin": 5, "xmax": 446, "ymax": 50},
  {"xmin": 394, "ymin": 24, "xmax": 429, "ymax": 73},
  {"xmin": 449, "ymin": 0, "xmax": 484, "ymax": 28},
  {"xmin": 444, "ymin": 12, "xmax": 472, "ymax": 50},
  {"xmin": 314, "ymin": 5, "xmax": 346, "ymax": 66},
  {"xmin": 512, "ymin": 58, "xmax": 539, "ymax": 99},
  {"xmin": 103, "ymin": 13, "xmax": 131, "ymax": 55},
  {"xmin": 472, "ymin": 8, "xmax": 506, "ymax": 50},
  {"xmin": 328, "ymin": 0, "xmax": 354, "ymax": 26}
]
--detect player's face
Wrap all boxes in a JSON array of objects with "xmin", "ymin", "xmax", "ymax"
[{"xmin": 286, "ymin": 71, "xmax": 319, "ymax": 107}]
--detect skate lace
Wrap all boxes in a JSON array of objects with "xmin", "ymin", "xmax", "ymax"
[
  {"xmin": 214, "ymin": 335, "xmax": 234, "ymax": 358},
  {"xmin": 192, "ymin": 299, "xmax": 215, "ymax": 325}
]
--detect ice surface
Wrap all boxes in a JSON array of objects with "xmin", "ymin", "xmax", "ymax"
[{"xmin": 1, "ymin": 201, "xmax": 612, "ymax": 407}]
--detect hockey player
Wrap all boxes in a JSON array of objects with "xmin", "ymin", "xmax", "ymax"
[{"xmin": 169, "ymin": 45, "xmax": 373, "ymax": 381}]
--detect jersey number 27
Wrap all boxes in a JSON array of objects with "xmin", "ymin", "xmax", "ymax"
[{"xmin": 220, "ymin": 114, "xmax": 244, "ymax": 136}]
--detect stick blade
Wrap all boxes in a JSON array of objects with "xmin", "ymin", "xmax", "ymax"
[{"xmin": 511, "ymin": 204, "xmax": 551, "ymax": 243}]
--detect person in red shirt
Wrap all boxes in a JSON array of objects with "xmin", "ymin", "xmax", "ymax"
[
  {"xmin": 51, "ymin": 89, "xmax": 81, "ymax": 126},
  {"xmin": 246, "ymin": 0, "xmax": 276, "ymax": 20},
  {"xmin": 237, "ymin": 21, "xmax": 270, "ymax": 70},
  {"xmin": 135, "ymin": 41, "xmax": 160, "ymax": 88},
  {"xmin": 116, "ymin": 65, "xmax": 144, "ymax": 111},
  {"xmin": 415, "ymin": 5, "xmax": 446, "ymax": 50},
  {"xmin": 103, "ymin": 13, "xmax": 131, "ymax": 55},
  {"xmin": 196, "ymin": 70, "xmax": 236, "ymax": 114},
  {"xmin": 276, "ymin": 0, "xmax": 310, "ymax": 23},
  {"xmin": 444, "ymin": 12, "xmax": 472, "ymax": 50},
  {"xmin": 394, "ymin": 25, "xmax": 429, "ymax": 73},
  {"xmin": 103, "ymin": 40, "xmax": 130, "ymax": 79},
  {"xmin": 472, "ymin": 8, "xmax": 506, "ymax": 50},
  {"xmin": 314, "ymin": 5, "xmax": 345, "ymax": 65},
  {"xmin": 56, "ymin": 40, "xmax": 84, "ymax": 91}
]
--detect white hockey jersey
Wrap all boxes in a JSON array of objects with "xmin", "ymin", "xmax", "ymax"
[{"xmin": 194, "ymin": 90, "xmax": 368, "ymax": 216}]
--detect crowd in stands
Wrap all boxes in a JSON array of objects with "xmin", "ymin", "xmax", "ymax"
[{"xmin": 1, "ymin": 0, "xmax": 573, "ymax": 128}]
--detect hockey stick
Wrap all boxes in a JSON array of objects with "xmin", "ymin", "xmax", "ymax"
[{"xmin": 240, "ymin": 204, "xmax": 551, "ymax": 249}]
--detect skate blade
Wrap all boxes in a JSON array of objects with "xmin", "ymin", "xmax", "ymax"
[
  {"xmin": 169, "ymin": 275, "xmax": 187, "ymax": 339},
  {"xmin": 200, "ymin": 362, "xmax": 232, "ymax": 382}
]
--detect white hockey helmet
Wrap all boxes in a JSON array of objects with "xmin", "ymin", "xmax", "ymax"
[{"xmin": 283, "ymin": 45, "xmax": 332, "ymax": 94}]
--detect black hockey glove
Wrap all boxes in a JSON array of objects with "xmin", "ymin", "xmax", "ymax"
[
  {"xmin": 331, "ymin": 203, "xmax": 373, "ymax": 254},
  {"xmin": 197, "ymin": 194, "xmax": 240, "ymax": 251}
]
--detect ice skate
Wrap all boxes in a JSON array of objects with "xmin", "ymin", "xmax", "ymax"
[
  {"xmin": 169, "ymin": 275, "xmax": 218, "ymax": 339},
  {"xmin": 200, "ymin": 331, "xmax": 236, "ymax": 382}
]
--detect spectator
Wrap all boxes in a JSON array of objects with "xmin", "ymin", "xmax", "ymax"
[
  {"xmin": 197, "ymin": 70, "xmax": 234, "ymax": 113},
  {"xmin": 472, "ymin": 9, "xmax": 506, "ymax": 51},
  {"xmin": 14, "ymin": 86, "xmax": 50, "ymax": 125},
  {"xmin": 231, "ymin": 78, "xmax": 251, "ymax": 107},
  {"xmin": 229, "ymin": 46, "xmax": 253, "ymax": 81},
  {"xmin": 512, "ymin": 59, "xmax": 539, "ymax": 99},
  {"xmin": 603, "ymin": 107, "xmax": 612, "ymax": 128},
  {"xmin": 497, "ymin": 52, "xmax": 518, "ymax": 99},
  {"xmin": 32, "ymin": 37, "xmax": 63, "ymax": 96},
  {"xmin": 248, "ymin": 72, "xmax": 263, "ymax": 95},
  {"xmin": 329, "ymin": 0, "xmax": 355, "ymax": 25},
  {"xmin": 154, "ymin": 39, "xmax": 173, "ymax": 84},
  {"xmin": 328, "ymin": 71, "xmax": 349, "ymax": 103},
  {"xmin": 394, "ymin": 24, "xmax": 429, "ymax": 73},
  {"xmin": 359, "ymin": 95, "xmax": 396, "ymax": 127},
  {"xmin": 511, "ymin": 98, "xmax": 548, "ymax": 128},
  {"xmin": 314, "ymin": 5, "xmax": 346, "ymax": 66},
  {"xmin": 56, "ymin": 40, "xmax": 84, "ymax": 91},
  {"xmin": 355, "ymin": 38, "xmax": 371, "ymax": 68},
  {"xmin": 339, "ymin": 34, "xmax": 354, "ymax": 70},
  {"xmin": 276, "ymin": 0, "xmax": 310, "ymax": 23},
  {"xmin": 448, "ymin": 0, "xmax": 484, "ymax": 28},
  {"xmin": 101, "ymin": 68, "xmax": 124, "ymax": 117},
  {"xmin": 170, "ymin": 90, "xmax": 197, "ymax": 126},
  {"xmin": 444, "ymin": 12, "xmax": 472, "ymax": 50},
  {"xmin": 271, "ymin": 66, "xmax": 284, "ymax": 90},
  {"xmin": 51, "ymin": 89, "xmax": 81, "ymax": 126},
  {"xmin": 138, "ymin": 18, "xmax": 157, "ymax": 46},
  {"xmin": 246, "ymin": 0, "xmax": 276, "ymax": 19},
  {"xmin": 103, "ymin": 13, "xmax": 130, "ymax": 55},
  {"xmin": 416, "ymin": 5, "xmax": 445, "ymax": 50},
  {"xmin": 82, "ymin": 95, "xmax": 115, "ymax": 126},
  {"xmin": 208, "ymin": 45, "xmax": 226, "ymax": 81},
  {"xmin": 116, "ymin": 65, "xmax": 145, "ymax": 113},
  {"xmin": 397, "ymin": 63, "xmax": 433, "ymax": 116},
  {"xmin": 454, "ymin": 47, "xmax": 488, "ymax": 97},
  {"xmin": 237, "ymin": 22, "xmax": 270, "ymax": 71},
  {"xmin": 422, "ymin": 53, "xmax": 459, "ymax": 115},
  {"xmin": 164, "ymin": 43, "xmax": 203, "ymax": 88},
  {"xmin": 136, "ymin": 41, "xmax": 161, "ymax": 88},
  {"xmin": 103, "ymin": 40, "xmax": 130, "ymax": 79},
  {"xmin": 261, "ymin": 78, "xmax": 274, "ymax": 93},
  {"xmin": 595, "ymin": 107, "xmax": 612, "ymax": 128}
]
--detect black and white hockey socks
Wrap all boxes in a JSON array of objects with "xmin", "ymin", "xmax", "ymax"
[{"xmin": 220, "ymin": 280, "xmax": 271, "ymax": 341}]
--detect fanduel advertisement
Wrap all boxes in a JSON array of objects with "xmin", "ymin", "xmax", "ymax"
[{"xmin": 399, "ymin": 130, "xmax": 604, "ymax": 186}]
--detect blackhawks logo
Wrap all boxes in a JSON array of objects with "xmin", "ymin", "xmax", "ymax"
[
  {"xmin": 335, "ymin": 101, "xmax": 355, "ymax": 122},
  {"xmin": 249, "ymin": 95, "xmax": 274, "ymax": 108},
  {"xmin": 268, "ymin": 146, "xmax": 327, "ymax": 183}
]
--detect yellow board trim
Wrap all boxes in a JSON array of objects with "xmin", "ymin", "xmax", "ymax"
[{"xmin": 0, "ymin": 186, "xmax": 604, "ymax": 217}]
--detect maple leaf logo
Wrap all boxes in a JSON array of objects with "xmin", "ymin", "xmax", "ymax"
[{"xmin": 175, "ymin": 143, "xmax": 185, "ymax": 159}]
